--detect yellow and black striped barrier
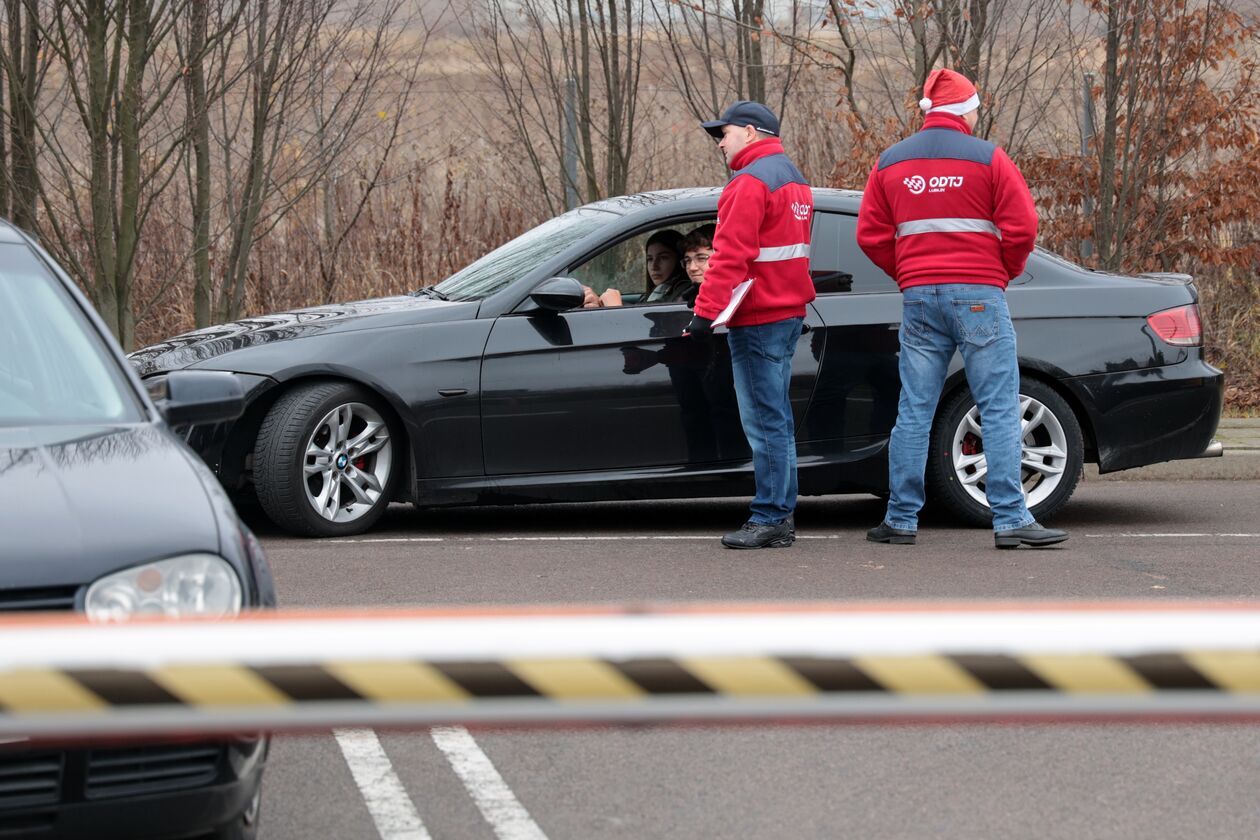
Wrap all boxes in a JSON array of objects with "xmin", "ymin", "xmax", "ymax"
[{"xmin": 4, "ymin": 602, "xmax": 1260, "ymax": 740}]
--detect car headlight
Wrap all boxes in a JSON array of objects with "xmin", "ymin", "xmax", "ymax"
[{"xmin": 85, "ymin": 554, "xmax": 243, "ymax": 622}]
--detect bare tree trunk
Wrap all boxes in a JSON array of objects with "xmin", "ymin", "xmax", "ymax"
[
  {"xmin": 4, "ymin": 0, "xmax": 41, "ymax": 230},
  {"xmin": 218, "ymin": 0, "xmax": 283, "ymax": 323},
  {"xmin": 1096, "ymin": 0, "xmax": 1126, "ymax": 269},
  {"xmin": 960, "ymin": 0, "xmax": 988, "ymax": 83},
  {"xmin": 84, "ymin": 0, "xmax": 122, "ymax": 339},
  {"xmin": 185, "ymin": 0, "xmax": 213, "ymax": 327},
  {"xmin": 576, "ymin": 0, "xmax": 599, "ymax": 199},
  {"xmin": 735, "ymin": 0, "xmax": 765, "ymax": 103},
  {"xmin": 0, "ymin": 38, "xmax": 7, "ymax": 219}
]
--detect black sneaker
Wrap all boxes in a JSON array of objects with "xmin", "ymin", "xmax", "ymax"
[
  {"xmin": 721, "ymin": 520, "xmax": 794, "ymax": 549},
  {"xmin": 866, "ymin": 522, "xmax": 916, "ymax": 545},
  {"xmin": 994, "ymin": 522, "xmax": 1068, "ymax": 549}
]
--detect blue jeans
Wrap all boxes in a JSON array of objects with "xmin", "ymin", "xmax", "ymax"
[
  {"xmin": 886, "ymin": 284, "xmax": 1035, "ymax": 533},
  {"xmin": 727, "ymin": 318, "xmax": 803, "ymax": 525}
]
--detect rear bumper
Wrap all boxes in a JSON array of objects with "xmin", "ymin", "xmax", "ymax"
[
  {"xmin": 1066, "ymin": 356, "xmax": 1225, "ymax": 473},
  {"xmin": 0, "ymin": 738, "xmax": 266, "ymax": 840}
]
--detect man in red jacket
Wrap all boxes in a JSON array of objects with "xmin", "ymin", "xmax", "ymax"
[
  {"xmin": 686, "ymin": 101, "xmax": 815, "ymax": 548},
  {"xmin": 857, "ymin": 69, "xmax": 1068, "ymax": 549}
]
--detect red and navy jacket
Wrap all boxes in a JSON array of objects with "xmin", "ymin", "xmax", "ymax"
[
  {"xmin": 694, "ymin": 138, "xmax": 816, "ymax": 327},
  {"xmin": 855, "ymin": 112, "xmax": 1037, "ymax": 291}
]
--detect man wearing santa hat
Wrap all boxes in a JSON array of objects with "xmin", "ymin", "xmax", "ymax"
[{"xmin": 856, "ymin": 68, "xmax": 1069, "ymax": 550}]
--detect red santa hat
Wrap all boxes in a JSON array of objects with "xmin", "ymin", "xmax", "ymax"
[{"xmin": 918, "ymin": 69, "xmax": 980, "ymax": 116}]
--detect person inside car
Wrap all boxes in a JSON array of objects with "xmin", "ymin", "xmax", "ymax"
[
  {"xmin": 582, "ymin": 229, "xmax": 687, "ymax": 308},
  {"xmin": 643, "ymin": 229, "xmax": 687, "ymax": 301},
  {"xmin": 661, "ymin": 223, "xmax": 716, "ymax": 305}
]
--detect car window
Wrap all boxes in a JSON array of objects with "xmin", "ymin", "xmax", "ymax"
[
  {"xmin": 567, "ymin": 220, "xmax": 714, "ymax": 306},
  {"xmin": 1031, "ymin": 246, "xmax": 1081, "ymax": 271},
  {"xmin": 431, "ymin": 207, "xmax": 618, "ymax": 302},
  {"xmin": 570, "ymin": 232, "xmax": 648, "ymax": 298},
  {"xmin": 0, "ymin": 243, "xmax": 143, "ymax": 426},
  {"xmin": 809, "ymin": 212, "xmax": 899, "ymax": 294}
]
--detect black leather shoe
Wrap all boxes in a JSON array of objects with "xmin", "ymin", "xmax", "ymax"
[
  {"xmin": 994, "ymin": 522, "xmax": 1069, "ymax": 549},
  {"xmin": 866, "ymin": 522, "xmax": 916, "ymax": 545},
  {"xmin": 722, "ymin": 520, "xmax": 794, "ymax": 549}
]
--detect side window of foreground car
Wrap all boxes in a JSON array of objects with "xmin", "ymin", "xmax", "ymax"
[
  {"xmin": 568, "ymin": 221, "xmax": 717, "ymax": 309},
  {"xmin": 809, "ymin": 212, "xmax": 899, "ymax": 295}
]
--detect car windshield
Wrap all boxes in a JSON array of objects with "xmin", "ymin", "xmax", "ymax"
[
  {"xmin": 0, "ymin": 243, "xmax": 142, "ymax": 426},
  {"xmin": 427, "ymin": 207, "xmax": 616, "ymax": 301}
]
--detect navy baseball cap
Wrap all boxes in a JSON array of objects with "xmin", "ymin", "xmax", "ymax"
[{"xmin": 701, "ymin": 100, "xmax": 780, "ymax": 140}]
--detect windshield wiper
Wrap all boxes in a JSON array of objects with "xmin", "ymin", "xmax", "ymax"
[{"xmin": 415, "ymin": 286, "xmax": 451, "ymax": 301}]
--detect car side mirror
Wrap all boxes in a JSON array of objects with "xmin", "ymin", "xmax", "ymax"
[
  {"xmin": 527, "ymin": 277, "xmax": 586, "ymax": 313},
  {"xmin": 153, "ymin": 370, "xmax": 245, "ymax": 426}
]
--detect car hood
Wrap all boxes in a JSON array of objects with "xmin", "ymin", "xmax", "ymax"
[
  {"xmin": 0, "ymin": 424, "xmax": 220, "ymax": 589},
  {"xmin": 129, "ymin": 294, "xmax": 474, "ymax": 375}
]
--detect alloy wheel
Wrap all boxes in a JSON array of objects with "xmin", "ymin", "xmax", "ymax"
[
  {"xmin": 302, "ymin": 402, "xmax": 393, "ymax": 523},
  {"xmin": 950, "ymin": 394, "xmax": 1068, "ymax": 510}
]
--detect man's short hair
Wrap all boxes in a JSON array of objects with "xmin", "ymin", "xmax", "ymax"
[{"xmin": 682, "ymin": 223, "xmax": 717, "ymax": 254}]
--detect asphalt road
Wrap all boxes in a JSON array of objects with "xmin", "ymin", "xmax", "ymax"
[{"xmin": 253, "ymin": 480, "xmax": 1260, "ymax": 839}]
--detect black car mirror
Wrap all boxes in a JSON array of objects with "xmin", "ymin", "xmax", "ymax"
[
  {"xmin": 154, "ymin": 370, "xmax": 245, "ymax": 426},
  {"xmin": 527, "ymin": 277, "xmax": 586, "ymax": 312}
]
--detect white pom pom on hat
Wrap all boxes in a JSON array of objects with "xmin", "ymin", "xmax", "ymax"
[{"xmin": 919, "ymin": 97, "xmax": 933, "ymax": 112}]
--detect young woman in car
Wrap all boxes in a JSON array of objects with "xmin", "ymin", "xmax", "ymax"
[
  {"xmin": 584, "ymin": 228, "xmax": 688, "ymax": 308},
  {"xmin": 643, "ymin": 229, "xmax": 685, "ymax": 300}
]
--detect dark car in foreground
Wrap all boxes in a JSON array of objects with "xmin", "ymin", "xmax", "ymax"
[
  {"xmin": 0, "ymin": 220, "xmax": 274, "ymax": 839},
  {"xmin": 130, "ymin": 188, "xmax": 1224, "ymax": 538}
]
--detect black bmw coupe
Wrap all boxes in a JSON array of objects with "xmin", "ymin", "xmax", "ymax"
[{"xmin": 131, "ymin": 189, "xmax": 1225, "ymax": 537}]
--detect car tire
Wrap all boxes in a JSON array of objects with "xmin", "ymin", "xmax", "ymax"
[
  {"xmin": 926, "ymin": 378, "xmax": 1083, "ymax": 527},
  {"xmin": 254, "ymin": 381, "xmax": 402, "ymax": 537}
]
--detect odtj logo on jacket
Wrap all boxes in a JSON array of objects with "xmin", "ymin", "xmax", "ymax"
[
  {"xmin": 903, "ymin": 175, "xmax": 926, "ymax": 195},
  {"xmin": 927, "ymin": 175, "xmax": 964, "ymax": 193},
  {"xmin": 790, "ymin": 201, "xmax": 812, "ymax": 221}
]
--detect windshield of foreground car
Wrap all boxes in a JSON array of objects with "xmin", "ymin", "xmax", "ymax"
[
  {"xmin": 426, "ymin": 207, "xmax": 617, "ymax": 301},
  {"xmin": 0, "ymin": 243, "xmax": 143, "ymax": 426}
]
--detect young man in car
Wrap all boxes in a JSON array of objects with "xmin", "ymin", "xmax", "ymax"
[
  {"xmin": 686, "ymin": 101, "xmax": 815, "ymax": 549},
  {"xmin": 652, "ymin": 223, "xmax": 716, "ymax": 304},
  {"xmin": 856, "ymin": 68, "xmax": 1068, "ymax": 550}
]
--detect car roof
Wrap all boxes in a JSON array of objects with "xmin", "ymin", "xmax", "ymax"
[{"xmin": 582, "ymin": 187, "xmax": 863, "ymax": 216}]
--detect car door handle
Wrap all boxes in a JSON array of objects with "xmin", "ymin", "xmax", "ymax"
[{"xmin": 801, "ymin": 323, "xmax": 811, "ymax": 334}]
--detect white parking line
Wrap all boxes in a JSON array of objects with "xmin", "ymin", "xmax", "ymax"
[
  {"xmin": 321, "ymin": 533, "xmax": 1260, "ymax": 545},
  {"xmin": 1085, "ymin": 533, "xmax": 1260, "ymax": 538},
  {"xmin": 431, "ymin": 725, "xmax": 549, "ymax": 840},
  {"xmin": 334, "ymin": 728, "xmax": 432, "ymax": 840}
]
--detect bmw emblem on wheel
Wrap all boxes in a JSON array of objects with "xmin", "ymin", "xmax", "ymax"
[{"xmin": 336, "ymin": 454, "xmax": 348, "ymax": 470}]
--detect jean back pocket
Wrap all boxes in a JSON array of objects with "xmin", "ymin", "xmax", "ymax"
[{"xmin": 952, "ymin": 298, "xmax": 1006, "ymax": 347}]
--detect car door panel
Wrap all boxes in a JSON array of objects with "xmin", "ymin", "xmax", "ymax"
[
  {"xmin": 480, "ymin": 304, "xmax": 822, "ymax": 476},
  {"xmin": 799, "ymin": 212, "xmax": 904, "ymax": 450}
]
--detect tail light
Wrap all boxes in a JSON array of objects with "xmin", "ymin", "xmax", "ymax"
[{"xmin": 1147, "ymin": 304, "xmax": 1202, "ymax": 347}]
